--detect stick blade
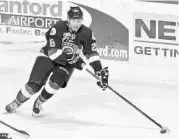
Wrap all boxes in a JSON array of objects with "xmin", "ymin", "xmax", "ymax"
[
  {"xmin": 160, "ymin": 126, "xmax": 171, "ymax": 134},
  {"xmin": 18, "ymin": 130, "xmax": 30, "ymax": 137}
]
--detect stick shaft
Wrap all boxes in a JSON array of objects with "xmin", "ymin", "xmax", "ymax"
[
  {"xmin": 0, "ymin": 120, "xmax": 19, "ymax": 132},
  {"xmin": 86, "ymin": 69, "xmax": 163, "ymax": 129},
  {"xmin": 0, "ymin": 120, "xmax": 30, "ymax": 136}
]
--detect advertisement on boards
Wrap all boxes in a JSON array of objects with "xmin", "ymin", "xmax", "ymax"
[
  {"xmin": 133, "ymin": 12, "xmax": 178, "ymax": 58},
  {"xmin": 0, "ymin": 0, "xmax": 129, "ymax": 61},
  {"xmin": 0, "ymin": 1, "xmax": 62, "ymax": 39}
]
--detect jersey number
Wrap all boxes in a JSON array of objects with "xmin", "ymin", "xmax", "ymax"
[
  {"xmin": 92, "ymin": 43, "xmax": 97, "ymax": 52},
  {"xmin": 49, "ymin": 39, "xmax": 55, "ymax": 47}
]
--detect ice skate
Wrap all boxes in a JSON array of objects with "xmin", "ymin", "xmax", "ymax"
[
  {"xmin": 32, "ymin": 95, "xmax": 45, "ymax": 116},
  {"xmin": 5, "ymin": 99, "xmax": 21, "ymax": 113}
]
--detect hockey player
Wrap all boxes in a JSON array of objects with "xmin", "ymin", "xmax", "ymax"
[{"xmin": 5, "ymin": 6, "xmax": 109, "ymax": 115}]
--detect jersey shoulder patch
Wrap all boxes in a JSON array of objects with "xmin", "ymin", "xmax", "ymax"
[
  {"xmin": 49, "ymin": 21, "xmax": 66, "ymax": 36},
  {"xmin": 50, "ymin": 27, "xmax": 56, "ymax": 35}
]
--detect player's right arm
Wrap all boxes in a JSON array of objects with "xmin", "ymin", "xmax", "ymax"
[
  {"xmin": 44, "ymin": 22, "xmax": 67, "ymax": 65},
  {"xmin": 45, "ymin": 23, "xmax": 62, "ymax": 60}
]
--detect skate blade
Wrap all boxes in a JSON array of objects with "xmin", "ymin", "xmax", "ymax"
[
  {"xmin": 2, "ymin": 109, "xmax": 18, "ymax": 115},
  {"xmin": 32, "ymin": 111, "xmax": 44, "ymax": 118}
]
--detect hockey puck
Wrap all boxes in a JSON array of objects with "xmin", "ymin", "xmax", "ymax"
[{"xmin": 160, "ymin": 129, "xmax": 167, "ymax": 134}]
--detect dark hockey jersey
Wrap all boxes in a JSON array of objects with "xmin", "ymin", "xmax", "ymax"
[{"xmin": 41, "ymin": 20, "xmax": 99, "ymax": 67}]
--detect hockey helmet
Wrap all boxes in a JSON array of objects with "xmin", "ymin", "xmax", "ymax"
[{"xmin": 67, "ymin": 6, "xmax": 83, "ymax": 19}]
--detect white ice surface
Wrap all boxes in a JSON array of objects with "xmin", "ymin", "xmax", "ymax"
[{"xmin": 0, "ymin": 45, "xmax": 178, "ymax": 139}]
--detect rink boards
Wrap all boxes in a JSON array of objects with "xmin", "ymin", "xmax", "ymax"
[{"xmin": 0, "ymin": 0, "xmax": 178, "ymax": 86}]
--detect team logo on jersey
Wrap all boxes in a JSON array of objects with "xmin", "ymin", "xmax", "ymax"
[
  {"xmin": 63, "ymin": 32, "xmax": 71, "ymax": 38},
  {"xmin": 62, "ymin": 32, "xmax": 76, "ymax": 44},
  {"xmin": 50, "ymin": 27, "xmax": 56, "ymax": 35},
  {"xmin": 63, "ymin": 32, "xmax": 75, "ymax": 39}
]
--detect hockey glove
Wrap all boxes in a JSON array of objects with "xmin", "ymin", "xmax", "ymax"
[
  {"xmin": 72, "ymin": 57, "xmax": 86, "ymax": 70},
  {"xmin": 96, "ymin": 67, "xmax": 109, "ymax": 90}
]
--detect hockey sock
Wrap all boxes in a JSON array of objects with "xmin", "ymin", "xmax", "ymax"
[
  {"xmin": 40, "ymin": 88, "xmax": 54, "ymax": 101},
  {"xmin": 16, "ymin": 90, "xmax": 29, "ymax": 104}
]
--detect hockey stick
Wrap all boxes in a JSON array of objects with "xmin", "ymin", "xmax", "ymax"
[
  {"xmin": 86, "ymin": 68, "xmax": 170, "ymax": 134},
  {"xmin": 0, "ymin": 120, "xmax": 30, "ymax": 137}
]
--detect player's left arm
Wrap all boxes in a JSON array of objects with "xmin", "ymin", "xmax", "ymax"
[{"xmin": 84, "ymin": 30, "xmax": 109, "ymax": 90}]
